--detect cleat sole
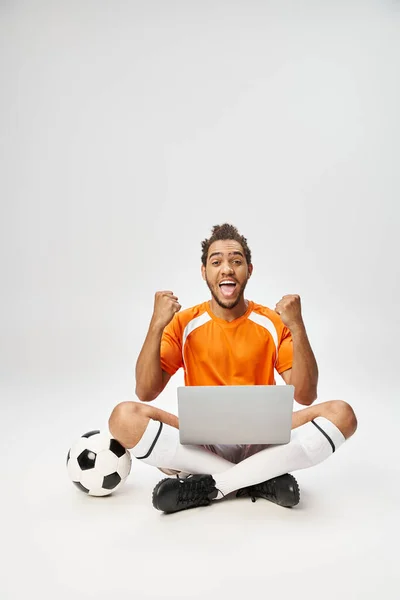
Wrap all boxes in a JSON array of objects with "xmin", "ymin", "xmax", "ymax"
[{"xmin": 152, "ymin": 476, "xmax": 171, "ymax": 511}]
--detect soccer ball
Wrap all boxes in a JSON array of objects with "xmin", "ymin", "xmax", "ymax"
[{"xmin": 66, "ymin": 430, "xmax": 132, "ymax": 496}]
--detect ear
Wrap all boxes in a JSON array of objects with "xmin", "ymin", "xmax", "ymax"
[
  {"xmin": 201, "ymin": 265, "xmax": 206, "ymax": 281},
  {"xmin": 248, "ymin": 264, "xmax": 253, "ymax": 278}
]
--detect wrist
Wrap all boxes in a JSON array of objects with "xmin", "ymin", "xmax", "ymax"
[
  {"xmin": 288, "ymin": 321, "xmax": 306, "ymax": 336},
  {"xmin": 149, "ymin": 319, "xmax": 166, "ymax": 336}
]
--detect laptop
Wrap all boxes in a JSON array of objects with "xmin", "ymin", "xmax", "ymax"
[{"xmin": 178, "ymin": 385, "xmax": 294, "ymax": 445}]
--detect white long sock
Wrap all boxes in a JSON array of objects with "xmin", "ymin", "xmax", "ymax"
[
  {"xmin": 130, "ymin": 419, "xmax": 234, "ymax": 474},
  {"xmin": 213, "ymin": 417, "xmax": 346, "ymax": 499}
]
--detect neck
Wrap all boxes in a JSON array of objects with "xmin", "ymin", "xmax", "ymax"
[{"xmin": 208, "ymin": 297, "xmax": 249, "ymax": 322}]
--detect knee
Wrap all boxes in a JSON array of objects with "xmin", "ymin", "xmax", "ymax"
[
  {"xmin": 108, "ymin": 401, "xmax": 148, "ymax": 448},
  {"xmin": 327, "ymin": 400, "xmax": 358, "ymax": 438}
]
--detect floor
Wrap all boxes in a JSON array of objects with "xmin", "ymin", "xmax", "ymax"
[{"xmin": 3, "ymin": 382, "xmax": 398, "ymax": 600}]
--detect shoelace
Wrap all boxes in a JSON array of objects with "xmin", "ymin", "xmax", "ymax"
[
  {"xmin": 176, "ymin": 476, "xmax": 215, "ymax": 506},
  {"xmin": 236, "ymin": 487, "xmax": 258, "ymax": 503},
  {"xmin": 236, "ymin": 481, "xmax": 277, "ymax": 503}
]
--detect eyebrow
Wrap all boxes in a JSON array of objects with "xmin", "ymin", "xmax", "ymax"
[{"xmin": 208, "ymin": 251, "xmax": 244, "ymax": 261}]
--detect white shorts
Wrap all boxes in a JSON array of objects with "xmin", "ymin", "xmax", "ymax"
[{"xmin": 158, "ymin": 443, "xmax": 271, "ymax": 476}]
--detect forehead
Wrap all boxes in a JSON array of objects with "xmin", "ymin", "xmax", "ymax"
[{"xmin": 207, "ymin": 239, "xmax": 245, "ymax": 258}]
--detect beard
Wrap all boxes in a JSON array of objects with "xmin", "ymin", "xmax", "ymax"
[{"xmin": 205, "ymin": 275, "xmax": 248, "ymax": 310}]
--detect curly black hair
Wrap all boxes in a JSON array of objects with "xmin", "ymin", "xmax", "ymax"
[{"xmin": 201, "ymin": 224, "xmax": 252, "ymax": 267}]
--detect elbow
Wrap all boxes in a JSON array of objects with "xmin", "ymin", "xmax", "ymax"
[
  {"xmin": 135, "ymin": 386, "xmax": 158, "ymax": 402},
  {"xmin": 295, "ymin": 397, "xmax": 315, "ymax": 407},
  {"xmin": 294, "ymin": 390, "xmax": 318, "ymax": 406},
  {"xmin": 135, "ymin": 386, "xmax": 150, "ymax": 402}
]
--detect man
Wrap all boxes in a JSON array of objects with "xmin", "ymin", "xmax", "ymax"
[{"xmin": 109, "ymin": 223, "xmax": 357, "ymax": 513}]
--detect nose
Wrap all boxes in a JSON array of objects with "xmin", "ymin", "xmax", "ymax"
[{"xmin": 221, "ymin": 262, "xmax": 234, "ymax": 276}]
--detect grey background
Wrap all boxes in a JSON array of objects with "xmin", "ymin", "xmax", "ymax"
[{"xmin": 1, "ymin": 1, "xmax": 399, "ymax": 599}]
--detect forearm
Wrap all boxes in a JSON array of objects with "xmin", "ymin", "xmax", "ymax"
[
  {"xmin": 135, "ymin": 321, "xmax": 165, "ymax": 401},
  {"xmin": 290, "ymin": 324, "xmax": 319, "ymax": 405}
]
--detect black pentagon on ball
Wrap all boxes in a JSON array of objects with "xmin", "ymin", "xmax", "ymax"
[
  {"xmin": 82, "ymin": 430, "xmax": 100, "ymax": 438},
  {"xmin": 109, "ymin": 438, "xmax": 126, "ymax": 458},
  {"xmin": 103, "ymin": 472, "xmax": 121, "ymax": 490},
  {"xmin": 66, "ymin": 449, "xmax": 70, "ymax": 466},
  {"xmin": 77, "ymin": 449, "xmax": 96, "ymax": 470},
  {"xmin": 73, "ymin": 481, "xmax": 89, "ymax": 493}
]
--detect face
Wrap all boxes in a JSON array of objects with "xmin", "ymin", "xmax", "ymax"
[{"xmin": 201, "ymin": 239, "xmax": 253, "ymax": 310}]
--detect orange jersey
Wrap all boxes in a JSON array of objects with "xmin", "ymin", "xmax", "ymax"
[{"xmin": 160, "ymin": 300, "xmax": 293, "ymax": 386}]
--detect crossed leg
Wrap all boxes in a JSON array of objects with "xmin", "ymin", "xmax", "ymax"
[
  {"xmin": 109, "ymin": 399, "xmax": 357, "ymax": 479},
  {"xmin": 109, "ymin": 401, "xmax": 236, "ymax": 475},
  {"xmin": 210, "ymin": 401, "xmax": 357, "ymax": 498},
  {"xmin": 292, "ymin": 400, "xmax": 357, "ymax": 439},
  {"xmin": 109, "ymin": 401, "xmax": 180, "ymax": 449}
]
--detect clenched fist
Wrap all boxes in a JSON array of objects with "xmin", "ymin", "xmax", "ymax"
[
  {"xmin": 274, "ymin": 294, "xmax": 304, "ymax": 331},
  {"xmin": 151, "ymin": 290, "xmax": 181, "ymax": 330}
]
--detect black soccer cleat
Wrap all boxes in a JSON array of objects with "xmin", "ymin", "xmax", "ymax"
[
  {"xmin": 236, "ymin": 473, "xmax": 300, "ymax": 508},
  {"xmin": 152, "ymin": 474, "xmax": 220, "ymax": 513}
]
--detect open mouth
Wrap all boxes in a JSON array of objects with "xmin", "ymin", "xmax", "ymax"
[{"xmin": 219, "ymin": 280, "xmax": 237, "ymax": 298}]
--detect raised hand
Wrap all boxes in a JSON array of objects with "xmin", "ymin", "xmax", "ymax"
[
  {"xmin": 151, "ymin": 290, "xmax": 181, "ymax": 330},
  {"xmin": 274, "ymin": 294, "xmax": 304, "ymax": 331}
]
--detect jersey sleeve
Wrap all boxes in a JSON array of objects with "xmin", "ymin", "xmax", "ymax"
[
  {"xmin": 275, "ymin": 326, "xmax": 293, "ymax": 374},
  {"xmin": 160, "ymin": 315, "xmax": 183, "ymax": 376}
]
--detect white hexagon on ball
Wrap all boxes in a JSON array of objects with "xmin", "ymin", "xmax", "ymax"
[
  {"xmin": 80, "ymin": 468, "xmax": 104, "ymax": 493},
  {"xmin": 117, "ymin": 453, "xmax": 132, "ymax": 480},
  {"xmin": 69, "ymin": 436, "xmax": 92, "ymax": 460},
  {"xmin": 86, "ymin": 432, "xmax": 115, "ymax": 454},
  {"xmin": 95, "ymin": 450, "xmax": 119, "ymax": 476}
]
